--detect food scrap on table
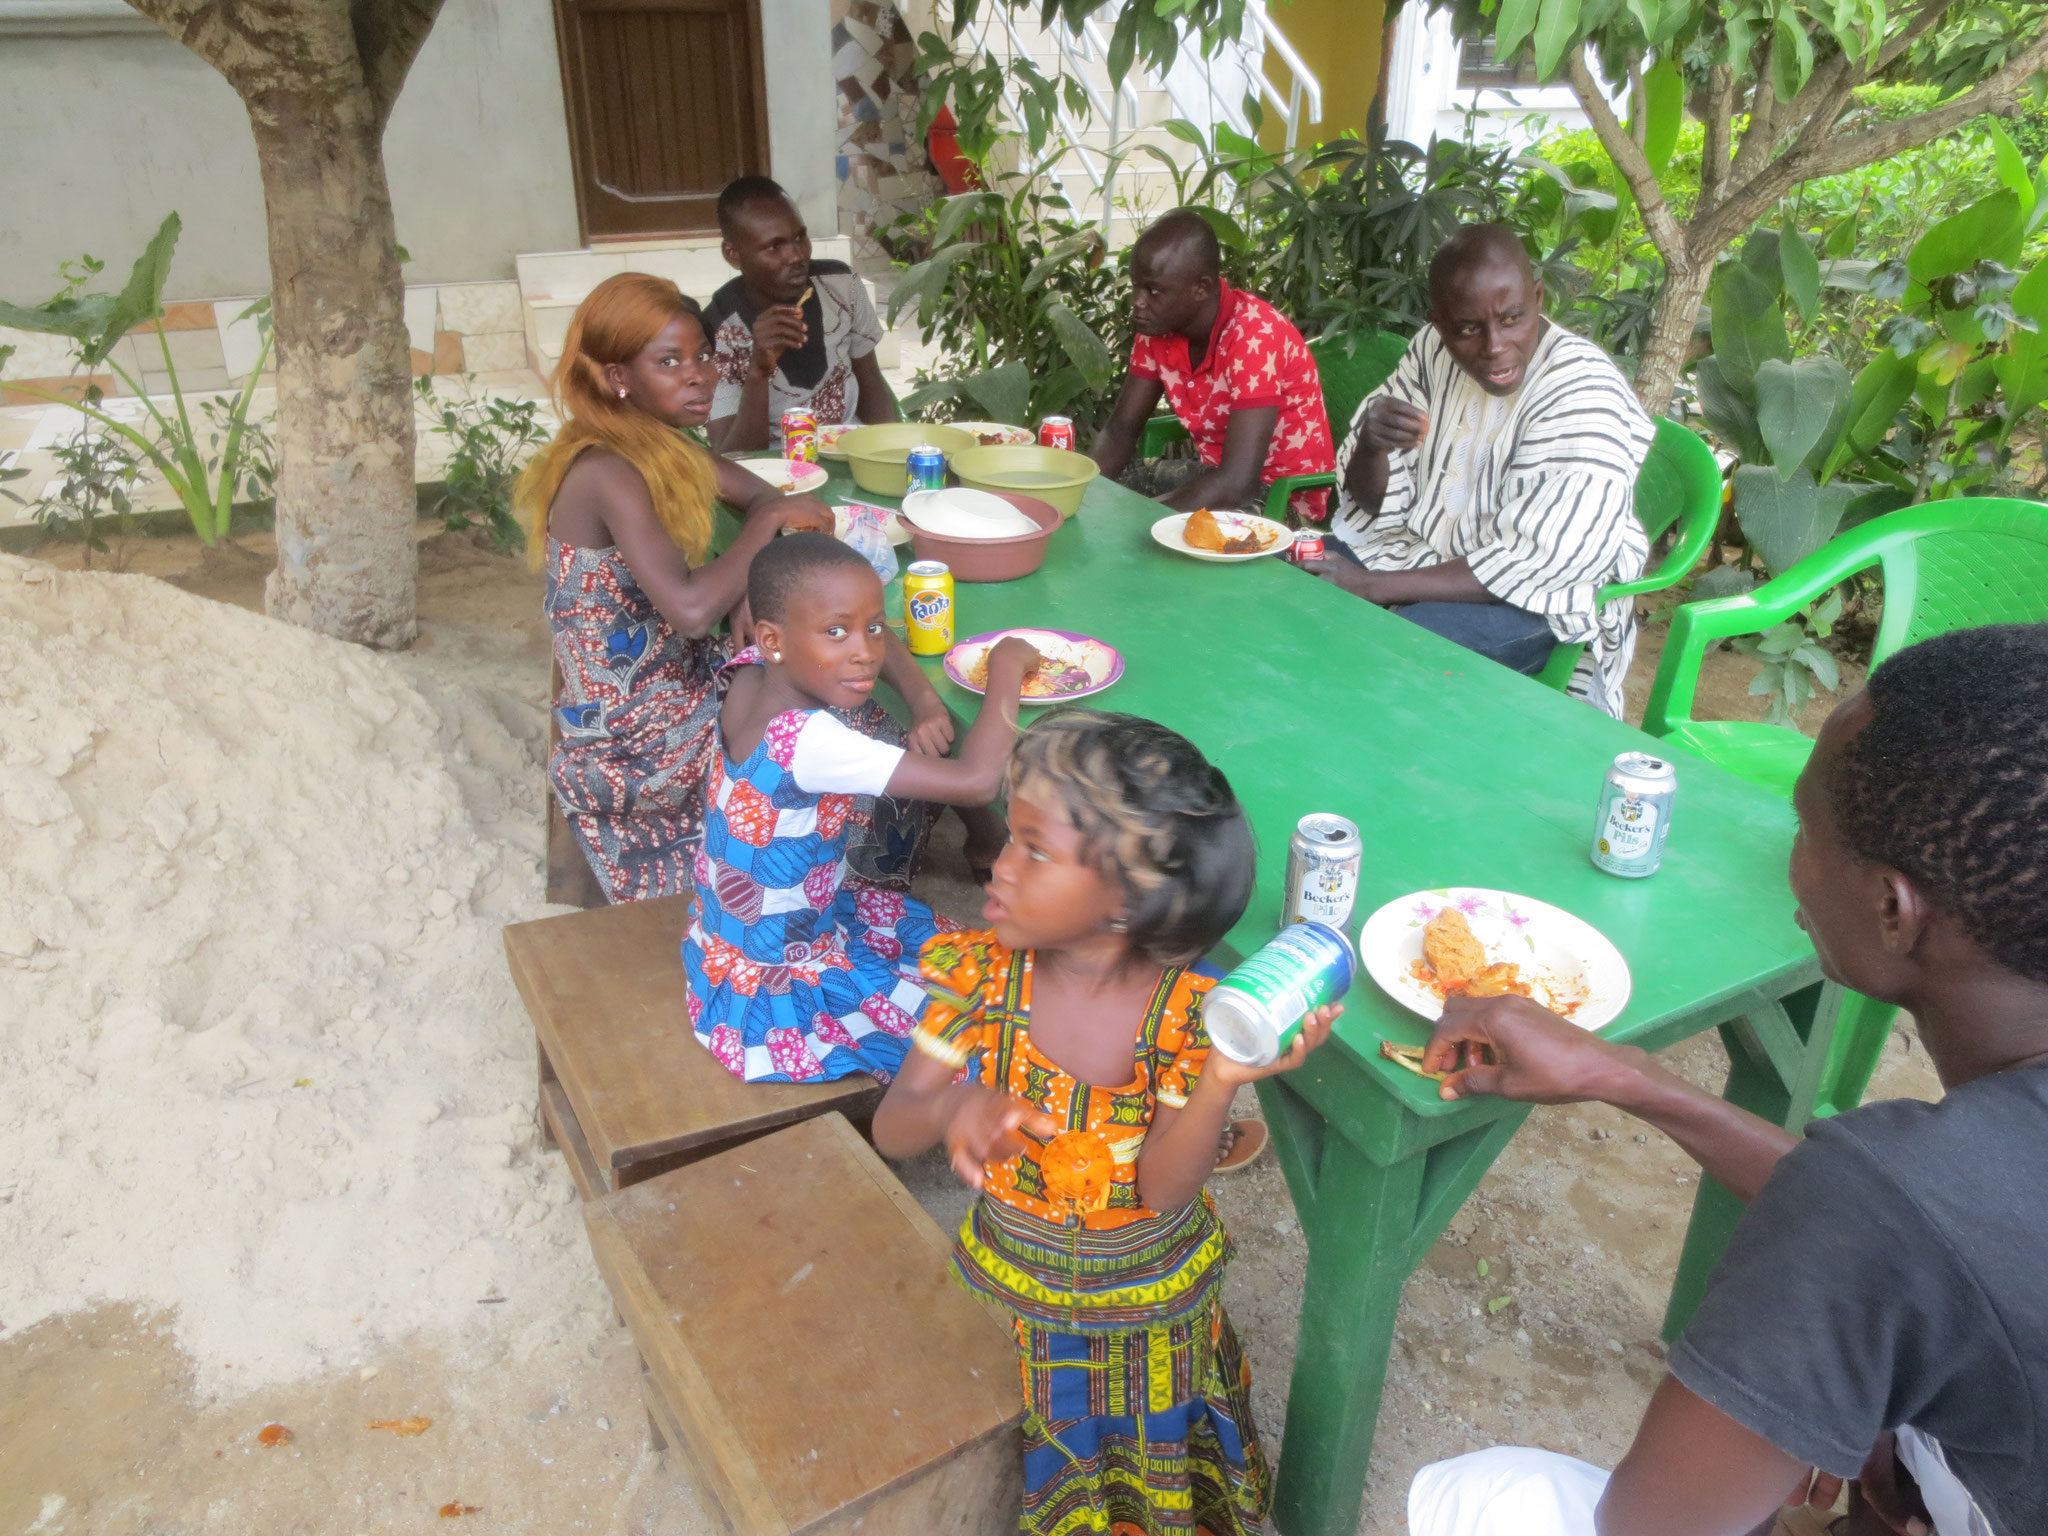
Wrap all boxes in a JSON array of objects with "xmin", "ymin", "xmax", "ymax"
[
  {"xmin": 439, "ymin": 1502, "xmax": 483, "ymax": 1518},
  {"xmin": 257, "ymin": 1423, "xmax": 293, "ymax": 1447},
  {"xmin": 1415, "ymin": 907, "xmax": 1534, "ymax": 1001},
  {"xmin": 367, "ymin": 1416, "xmax": 432, "ymax": 1436},
  {"xmin": 1379, "ymin": 1041, "xmax": 1447, "ymax": 1081},
  {"xmin": 1183, "ymin": 508, "xmax": 1276, "ymax": 555}
]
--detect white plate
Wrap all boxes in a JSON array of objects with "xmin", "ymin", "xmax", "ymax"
[
  {"xmin": 901, "ymin": 488, "xmax": 1042, "ymax": 539},
  {"xmin": 739, "ymin": 457, "xmax": 828, "ymax": 495},
  {"xmin": 1150, "ymin": 510, "xmax": 1292, "ymax": 562},
  {"xmin": 816, "ymin": 422, "xmax": 856, "ymax": 458},
  {"xmin": 942, "ymin": 628, "xmax": 1125, "ymax": 702},
  {"xmin": 948, "ymin": 420, "xmax": 1036, "ymax": 447},
  {"xmin": 1359, "ymin": 887, "xmax": 1632, "ymax": 1032}
]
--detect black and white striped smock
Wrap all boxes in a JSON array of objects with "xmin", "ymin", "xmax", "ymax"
[{"xmin": 1331, "ymin": 324, "xmax": 1655, "ymax": 718}]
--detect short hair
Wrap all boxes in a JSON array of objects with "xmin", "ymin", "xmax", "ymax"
[
  {"xmin": 717, "ymin": 175, "xmax": 793, "ymax": 237},
  {"xmin": 1133, "ymin": 209, "xmax": 1221, "ymax": 281},
  {"xmin": 1005, "ymin": 710, "xmax": 1254, "ymax": 966},
  {"xmin": 1429, "ymin": 222, "xmax": 1537, "ymax": 306},
  {"xmin": 746, "ymin": 531, "xmax": 875, "ymax": 623},
  {"xmin": 1830, "ymin": 623, "xmax": 2048, "ymax": 984}
]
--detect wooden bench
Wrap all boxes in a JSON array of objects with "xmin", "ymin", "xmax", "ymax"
[
  {"xmin": 504, "ymin": 894, "xmax": 882, "ymax": 1197},
  {"xmin": 584, "ymin": 1113, "xmax": 1023, "ymax": 1535}
]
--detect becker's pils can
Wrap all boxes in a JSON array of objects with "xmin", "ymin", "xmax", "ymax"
[
  {"xmin": 906, "ymin": 444, "xmax": 947, "ymax": 494},
  {"xmin": 781, "ymin": 409, "xmax": 818, "ymax": 464},
  {"xmin": 1591, "ymin": 751, "xmax": 1677, "ymax": 878},
  {"xmin": 1205, "ymin": 921, "xmax": 1355, "ymax": 1067},
  {"xmin": 1038, "ymin": 416, "xmax": 1076, "ymax": 451},
  {"xmin": 1283, "ymin": 813, "xmax": 1362, "ymax": 927},
  {"xmin": 903, "ymin": 560, "xmax": 955, "ymax": 656}
]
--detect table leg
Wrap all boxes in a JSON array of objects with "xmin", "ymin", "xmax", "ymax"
[
  {"xmin": 1258, "ymin": 1077, "xmax": 1531, "ymax": 1536},
  {"xmin": 1663, "ymin": 982, "xmax": 1827, "ymax": 1340}
]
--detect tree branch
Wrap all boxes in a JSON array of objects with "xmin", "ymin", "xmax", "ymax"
[
  {"xmin": 1698, "ymin": 62, "xmax": 1734, "ymax": 212},
  {"xmin": 1874, "ymin": 0, "xmax": 1956, "ymax": 72},
  {"xmin": 1727, "ymin": 73, "xmax": 1778, "ymax": 187},
  {"xmin": 1567, "ymin": 51, "xmax": 1689, "ymax": 264},
  {"xmin": 354, "ymin": 0, "xmax": 448, "ymax": 131}
]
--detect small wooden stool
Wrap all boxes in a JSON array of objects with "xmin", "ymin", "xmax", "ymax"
[
  {"xmin": 504, "ymin": 895, "xmax": 882, "ymax": 1197},
  {"xmin": 584, "ymin": 1113, "xmax": 1023, "ymax": 1535}
]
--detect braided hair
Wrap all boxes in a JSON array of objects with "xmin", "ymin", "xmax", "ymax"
[
  {"xmin": 1006, "ymin": 709, "xmax": 1254, "ymax": 967},
  {"xmin": 1831, "ymin": 624, "xmax": 2048, "ymax": 984}
]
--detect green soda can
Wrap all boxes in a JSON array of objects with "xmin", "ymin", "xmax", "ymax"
[{"xmin": 1203, "ymin": 921, "xmax": 1355, "ymax": 1067}]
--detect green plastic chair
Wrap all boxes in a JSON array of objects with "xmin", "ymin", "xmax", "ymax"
[
  {"xmin": 1530, "ymin": 416, "xmax": 1725, "ymax": 694},
  {"xmin": 1136, "ymin": 328, "xmax": 1409, "ymax": 522},
  {"xmin": 1642, "ymin": 496, "xmax": 2048, "ymax": 1117}
]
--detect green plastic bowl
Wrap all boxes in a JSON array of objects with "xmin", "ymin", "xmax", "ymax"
[
  {"xmin": 837, "ymin": 423, "xmax": 978, "ymax": 498},
  {"xmin": 950, "ymin": 445, "xmax": 1101, "ymax": 519}
]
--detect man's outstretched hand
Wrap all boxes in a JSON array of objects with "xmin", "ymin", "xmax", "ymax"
[{"xmin": 1423, "ymin": 994, "xmax": 1645, "ymax": 1104}]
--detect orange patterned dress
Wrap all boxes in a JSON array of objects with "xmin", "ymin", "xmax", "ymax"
[{"xmin": 913, "ymin": 930, "xmax": 1270, "ymax": 1536}]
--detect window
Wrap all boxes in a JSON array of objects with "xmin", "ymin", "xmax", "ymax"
[{"xmin": 1458, "ymin": 36, "xmax": 1545, "ymax": 89}]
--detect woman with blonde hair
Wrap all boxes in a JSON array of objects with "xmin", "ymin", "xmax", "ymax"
[{"xmin": 518, "ymin": 273, "xmax": 840, "ymax": 901}]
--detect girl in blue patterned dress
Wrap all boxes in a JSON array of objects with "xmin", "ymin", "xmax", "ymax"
[{"xmin": 684, "ymin": 533, "xmax": 1042, "ymax": 1083}]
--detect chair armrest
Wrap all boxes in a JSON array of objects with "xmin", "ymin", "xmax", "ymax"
[
  {"xmin": 1260, "ymin": 472, "xmax": 1336, "ymax": 524},
  {"xmin": 1140, "ymin": 414, "xmax": 1190, "ymax": 457}
]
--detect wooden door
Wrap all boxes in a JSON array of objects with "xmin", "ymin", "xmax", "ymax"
[{"xmin": 552, "ymin": 0, "xmax": 771, "ymax": 241}]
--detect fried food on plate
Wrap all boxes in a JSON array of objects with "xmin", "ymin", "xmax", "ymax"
[
  {"xmin": 1422, "ymin": 907, "xmax": 1486, "ymax": 990},
  {"xmin": 1464, "ymin": 962, "xmax": 1533, "ymax": 999},
  {"xmin": 1185, "ymin": 507, "xmax": 1228, "ymax": 551}
]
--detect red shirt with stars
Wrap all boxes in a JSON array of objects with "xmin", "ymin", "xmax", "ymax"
[{"xmin": 1129, "ymin": 281, "xmax": 1335, "ymax": 520}]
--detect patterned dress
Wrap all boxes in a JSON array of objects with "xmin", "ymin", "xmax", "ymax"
[
  {"xmin": 683, "ymin": 649, "xmax": 951, "ymax": 1083},
  {"xmin": 913, "ymin": 932, "xmax": 1270, "ymax": 1536},
  {"xmin": 546, "ymin": 538, "xmax": 727, "ymax": 902}
]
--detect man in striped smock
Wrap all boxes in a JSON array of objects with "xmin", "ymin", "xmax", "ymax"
[{"xmin": 1306, "ymin": 225, "xmax": 1654, "ymax": 716}]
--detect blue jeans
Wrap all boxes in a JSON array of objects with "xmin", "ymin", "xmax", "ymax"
[{"xmin": 1323, "ymin": 540, "xmax": 1556, "ymax": 676}]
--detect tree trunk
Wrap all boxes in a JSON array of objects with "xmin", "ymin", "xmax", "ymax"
[
  {"xmin": 247, "ymin": 89, "xmax": 418, "ymax": 649},
  {"xmin": 1632, "ymin": 256, "xmax": 1713, "ymax": 418}
]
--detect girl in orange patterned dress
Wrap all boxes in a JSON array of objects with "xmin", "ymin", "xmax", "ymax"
[{"xmin": 874, "ymin": 711, "xmax": 1341, "ymax": 1536}]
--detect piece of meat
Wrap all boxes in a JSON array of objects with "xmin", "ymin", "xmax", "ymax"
[{"xmin": 1422, "ymin": 907, "xmax": 1486, "ymax": 991}]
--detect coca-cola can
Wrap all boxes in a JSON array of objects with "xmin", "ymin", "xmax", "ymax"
[
  {"xmin": 1287, "ymin": 531, "xmax": 1326, "ymax": 564},
  {"xmin": 1038, "ymin": 416, "xmax": 1076, "ymax": 451}
]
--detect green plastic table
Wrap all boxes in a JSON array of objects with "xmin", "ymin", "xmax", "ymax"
[{"xmin": 801, "ymin": 461, "xmax": 1832, "ymax": 1536}]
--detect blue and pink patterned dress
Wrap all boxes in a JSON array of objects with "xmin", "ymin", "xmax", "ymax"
[{"xmin": 682, "ymin": 649, "xmax": 953, "ymax": 1083}]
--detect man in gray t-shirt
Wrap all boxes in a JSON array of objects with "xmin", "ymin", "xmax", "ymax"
[{"xmin": 1408, "ymin": 623, "xmax": 2048, "ymax": 1536}]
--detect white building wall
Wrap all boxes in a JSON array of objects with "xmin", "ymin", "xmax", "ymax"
[{"xmin": 1381, "ymin": 5, "xmax": 1608, "ymax": 150}]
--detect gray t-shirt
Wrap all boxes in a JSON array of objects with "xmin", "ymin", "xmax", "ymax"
[{"xmin": 1669, "ymin": 1063, "xmax": 2048, "ymax": 1536}]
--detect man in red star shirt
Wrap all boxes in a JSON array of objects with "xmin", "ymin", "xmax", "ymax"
[{"xmin": 1089, "ymin": 210, "xmax": 1335, "ymax": 520}]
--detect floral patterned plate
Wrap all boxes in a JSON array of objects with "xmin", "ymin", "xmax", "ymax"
[
  {"xmin": 1358, "ymin": 887, "xmax": 1631, "ymax": 1031},
  {"xmin": 738, "ymin": 456, "xmax": 828, "ymax": 495}
]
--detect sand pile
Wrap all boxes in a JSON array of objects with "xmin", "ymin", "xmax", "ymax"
[{"xmin": 0, "ymin": 554, "xmax": 607, "ymax": 1398}]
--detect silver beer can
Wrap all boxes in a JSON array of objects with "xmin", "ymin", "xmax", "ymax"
[
  {"xmin": 1282, "ymin": 813, "xmax": 1363, "ymax": 927},
  {"xmin": 1205, "ymin": 921, "xmax": 1357, "ymax": 1067},
  {"xmin": 1590, "ymin": 751, "xmax": 1677, "ymax": 878}
]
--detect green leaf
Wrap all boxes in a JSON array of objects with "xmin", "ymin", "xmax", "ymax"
[
  {"xmin": 1639, "ymin": 56, "xmax": 1683, "ymax": 176},
  {"xmin": 1755, "ymin": 356, "xmax": 1851, "ymax": 479},
  {"xmin": 1106, "ymin": 4, "xmax": 1139, "ymax": 89},
  {"xmin": 1476, "ymin": 1258, "xmax": 1490, "ymax": 1277},
  {"xmin": 1532, "ymin": 0, "xmax": 1583, "ymax": 79},
  {"xmin": 1043, "ymin": 300, "xmax": 1115, "ymax": 390},
  {"xmin": 1486, "ymin": 1295, "xmax": 1515, "ymax": 1316},
  {"xmin": 1731, "ymin": 465, "xmax": 1857, "ymax": 577},
  {"xmin": 1908, "ymin": 193, "xmax": 2023, "ymax": 284},
  {"xmin": 1822, "ymin": 350, "xmax": 1917, "ymax": 479},
  {"xmin": 1496, "ymin": 0, "xmax": 1542, "ymax": 57},
  {"xmin": 894, "ymin": 375, "xmax": 966, "ymax": 417},
  {"xmin": 1993, "ymin": 258, "xmax": 2048, "ymax": 417},
  {"xmin": 1184, "ymin": 204, "xmax": 1250, "ymax": 250},
  {"xmin": 961, "ymin": 361, "xmax": 1031, "ymax": 425},
  {"xmin": 1694, "ymin": 356, "xmax": 1765, "ymax": 462},
  {"xmin": 1770, "ymin": 13, "xmax": 1814, "ymax": 102},
  {"xmin": 1779, "ymin": 229, "xmax": 1822, "ymax": 324},
  {"xmin": 1709, "ymin": 263, "xmax": 1791, "ymax": 394},
  {"xmin": 1989, "ymin": 120, "xmax": 2035, "ymax": 219}
]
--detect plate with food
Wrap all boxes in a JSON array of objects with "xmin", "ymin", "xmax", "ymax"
[
  {"xmin": 948, "ymin": 420, "xmax": 1037, "ymax": 448},
  {"xmin": 740, "ymin": 456, "xmax": 829, "ymax": 495},
  {"xmin": 943, "ymin": 628, "xmax": 1124, "ymax": 702},
  {"xmin": 1359, "ymin": 888, "xmax": 1630, "ymax": 1032},
  {"xmin": 1151, "ymin": 509, "xmax": 1292, "ymax": 562},
  {"xmin": 816, "ymin": 422, "xmax": 857, "ymax": 458}
]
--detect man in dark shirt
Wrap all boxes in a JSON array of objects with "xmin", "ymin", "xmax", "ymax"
[{"xmin": 1410, "ymin": 622, "xmax": 2048, "ymax": 1536}]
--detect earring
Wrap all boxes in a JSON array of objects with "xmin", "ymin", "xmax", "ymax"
[
  {"xmin": 617, "ymin": 388, "xmax": 628, "ymax": 400},
  {"xmin": 1107, "ymin": 917, "xmax": 1128, "ymax": 933},
  {"xmin": 770, "ymin": 650, "xmax": 783, "ymax": 661}
]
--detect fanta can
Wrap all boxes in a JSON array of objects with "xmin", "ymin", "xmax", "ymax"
[{"xmin": 904, "ymin": 560, "xmax": 955, "ymax": 656}]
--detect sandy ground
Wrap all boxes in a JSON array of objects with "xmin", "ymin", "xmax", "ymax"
[{"xmin": 2, "ymin": 523, "xmax": 1925, "ymax": 1535}]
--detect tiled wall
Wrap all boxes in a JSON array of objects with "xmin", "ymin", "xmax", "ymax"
[
  {"xmin": 0, "ymin": 280, "xmax": 531, "ymax": 403},
  {"xmin": 832, "ymin": 0, "xmax": 943, "ymax": 269}
]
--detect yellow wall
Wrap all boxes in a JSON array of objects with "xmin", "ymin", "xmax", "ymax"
[{"xmin": 1256, "ymin": 0, "xmax": 1388, "ymax": 151}]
